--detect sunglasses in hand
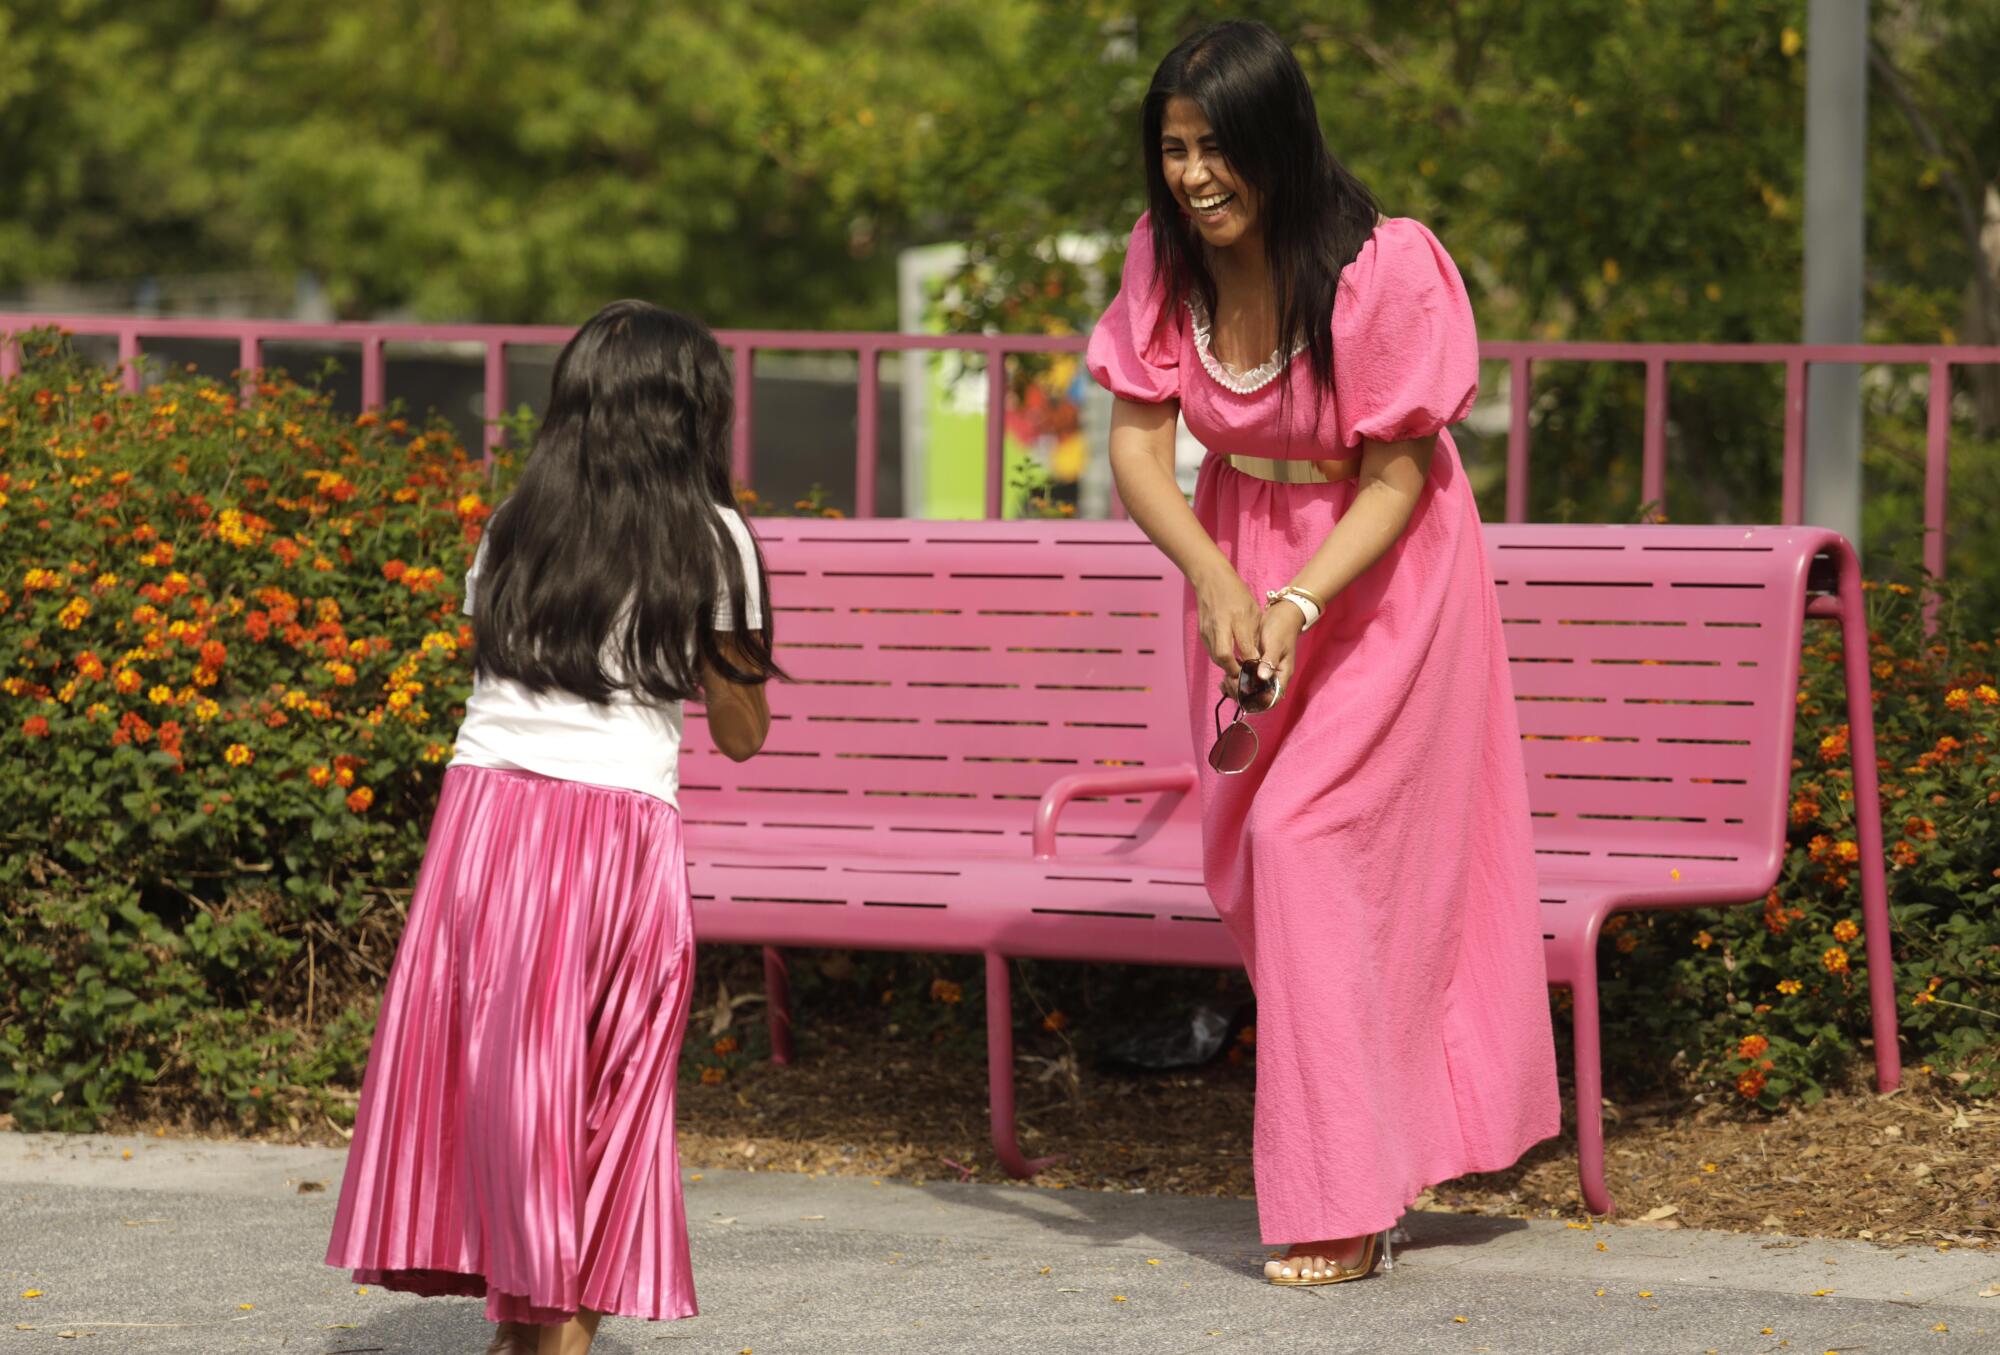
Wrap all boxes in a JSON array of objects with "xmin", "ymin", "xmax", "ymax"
[{"xmin": 1208, "ymin": 662, "xmax": 1280, "ymax": 774}]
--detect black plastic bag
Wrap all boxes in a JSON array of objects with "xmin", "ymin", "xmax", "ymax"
[{"xmin": 1095, "ymin": 1002, "xmax": 1238, "ymax": 1070}]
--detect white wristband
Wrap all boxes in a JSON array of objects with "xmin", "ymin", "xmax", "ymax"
[{"xmin": 1267, "ymin": 587, "xmax": 1322, "ymax": 630}]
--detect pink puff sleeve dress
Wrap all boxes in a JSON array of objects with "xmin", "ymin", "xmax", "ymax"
[{"xmin": 1088, "ymin": 213, "xmax": 1561, "ymax": 1245}]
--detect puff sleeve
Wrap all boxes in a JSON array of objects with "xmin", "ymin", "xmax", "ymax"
[
  {"xmin": 1085, "ymin": 212, "xmax": 1183, "ymax": 405},
  {"xmin": 1333, "ymin": 218, "xmax": 1479, "ymax": 449}
]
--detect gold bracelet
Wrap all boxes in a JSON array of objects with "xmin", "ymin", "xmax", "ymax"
[{"xmin": 1282, "ymin": 582, "xmax": 1325, "ymax": 612}]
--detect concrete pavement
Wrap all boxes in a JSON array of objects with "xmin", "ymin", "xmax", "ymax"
[{"xmin": 2, "ymin": 1133, "xmax": 1995, "ymax": 1354}]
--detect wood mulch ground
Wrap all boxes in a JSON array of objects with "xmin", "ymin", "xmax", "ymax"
[{"xmin": 671, "ymin": 1025, "xmax": 1998, "ymax": 1251}]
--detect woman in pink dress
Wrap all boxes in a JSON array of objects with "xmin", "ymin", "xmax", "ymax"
[{"xmin": 1087, "ymin": 21, "xmax": 1561, "ymax": 1285}]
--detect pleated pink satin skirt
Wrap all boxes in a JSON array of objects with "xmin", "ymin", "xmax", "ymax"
[{"xmin": 325, "ymin": 765, "xmax": 699, "ymax": 1324}]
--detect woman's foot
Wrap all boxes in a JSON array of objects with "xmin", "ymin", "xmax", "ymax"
[{"xmin": 1262, "ymin": 1234, "xmax": 1376, "ymax": 1282}]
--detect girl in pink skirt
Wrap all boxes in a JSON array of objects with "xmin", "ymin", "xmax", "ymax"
[{"xmin": 326, "ymin": 300, "xmax": 777, "ymax": 1354}]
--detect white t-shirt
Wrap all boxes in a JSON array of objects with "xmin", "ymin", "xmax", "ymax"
[{"xmin": 448, "ymin": 508, "xmax": 764, "ymax": 807}]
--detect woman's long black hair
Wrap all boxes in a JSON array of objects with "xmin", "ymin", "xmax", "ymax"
[
  {"xmin": 472, "ymin": 299, "xmax": 778, "ymax": 705},
  {"xmin": 1142, "ymin": 20, "xmax": 1380, "ymax": 397}
]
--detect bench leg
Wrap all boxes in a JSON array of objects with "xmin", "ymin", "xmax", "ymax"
[
  {"xmin": 1833, "ymin": 541, "xmax": 1902, "ymax": 1093},
  {"xmin": 984, "ymin": 951, "xmax": 1064, "ymax": 1178},
  {"xmin": 1569, "ymin": 947, "xmax": 1615, "ymax": 1217},
  {"xmin": 762, "ymin": 945, "xmax": 794, "ymax": 1066}
]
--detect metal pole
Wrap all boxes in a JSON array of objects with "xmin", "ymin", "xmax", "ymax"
[{"xmin": 1803, "ymin": 0, "xmax": 1868, "ymax": 546}]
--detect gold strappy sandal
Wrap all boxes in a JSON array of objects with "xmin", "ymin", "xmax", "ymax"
[{"xmin": 1263, "ymin": 1226, "xmax": 1395, "ymax": 1286}]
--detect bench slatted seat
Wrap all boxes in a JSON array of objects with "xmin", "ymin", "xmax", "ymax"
[{"xmin": 682, "ymin": 519, "xmax": 1899, "ymax": 1212}]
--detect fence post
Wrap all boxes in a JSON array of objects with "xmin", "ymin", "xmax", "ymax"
[
  {"xmin": 238, "ymin": 333, "xmax": 261, "ymax": 402},
  {"xmin": 119, "ymin": 330, "xmax": 143, "ymax": 394},
  {"xmin": 483, "ymin": 342, "xmax": 506, "ymax": 463},
  {"xmin": 1923, "ymin": 358, "xmax": 1951, "ymax": 583},
  {"xmin": 985, "ymin": 346, "xmax": 1008, "ymax": 520},
  {"xmin": 1641, "ymin": 357, "xmax": 1668, "ymax": 519},
  {"xmin": 732, "ymin": 345, "xmax": 755, "ymax": 491},
  {"xmin": 1923, "ymin": 357, "xmax": 1953, "ymax": 633},
  {"xmin": 855, "ymin": 345, "xmax": 880, "ymax": 518},
  {"xmin": 1505, "ymin": 355, "xmax": 1532, "ymax": 523},
  {"xmin": 361, "ymin": 336, "xmax": 386, "ymax": 412},
  {"xmin": 1780, "ymin": 360, "xmax": 1808, "ymax": 525}
]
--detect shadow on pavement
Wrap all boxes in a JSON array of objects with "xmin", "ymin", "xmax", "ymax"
[
  {"xmin": 315, "ymin": 1299, "xmax": 643, "ymax": 1355},
  {"xmin": 909, "ymin": 1176, "xmax": 1535, "ymax": 1276}
]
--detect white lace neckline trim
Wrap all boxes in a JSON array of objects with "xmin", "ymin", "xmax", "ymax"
[{"xmin": 1185, "ymin": 292, "xmax": 1305, "ymax": 395}]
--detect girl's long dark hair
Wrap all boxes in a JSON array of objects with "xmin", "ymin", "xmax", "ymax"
[
  {"xmin": 473, "ymin": 300, "xmax": 777, "ymax": 705},
  {"xmin": 1142, "ymin": 20, "xmax": 1380, "ymax": 397}
]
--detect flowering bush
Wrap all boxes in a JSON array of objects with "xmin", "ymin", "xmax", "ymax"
[
  {"xmin": 733, "ymin": 484, "xmax": 846, "ymax": 519},
  {"xmin": 0, "ymin": 333, "xmax": 496, "ymax": 1130},
  {"xmin": 4, "ymin": 328, "xmax": 1995, "ymax": 1133},
  {"xmin": 1595, "ymin": 577, "xmax": 2000, "ymax": 1105}
]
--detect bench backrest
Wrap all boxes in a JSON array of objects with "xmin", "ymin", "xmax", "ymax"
[
  {"xmin": 1486, "ymin": 523, "xmax": 1832, "ymax": 896},
  {"xmin": 686, "ymin": 519, "xmax": 1831, "ymax": 894},
  {"xmin": 680, "ymin": 519, "xmax": 1198, "ymax": 857}
]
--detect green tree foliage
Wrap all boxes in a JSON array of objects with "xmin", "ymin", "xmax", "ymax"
[
  {"xmin": 1871, "ymin": 0, "xmax": 2000, "ymax": 398},
  {"xmin": 922, "ymin": 1, "xmax": 2000, "ymax": 611},
  {"xmin": 0, "ymin": 0, "xmax": 1020, "ymax": 326},
  {"xmin": 933, "ymin": 2, "xmax": 1809, "ymax": 342},
  {"xmin": 2, "ymin": 2, "xmax": 1995, "ymax": 604},
  {"xmin": 5, "ymin": 2, "xmax": 1992, "ymax": 344}
]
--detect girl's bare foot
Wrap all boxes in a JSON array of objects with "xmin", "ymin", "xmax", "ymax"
[
  {"xmin": 535, "ymin": 1308, "xmax": 602, "ymax": 1355},
  {"xmin": 485, "ymin": 1322, "xmax": 535, "ymax": 1355}
]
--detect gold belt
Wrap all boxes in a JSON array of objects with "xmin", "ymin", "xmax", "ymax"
[{"xmin": 1224, "ymin": 454, "xmax": 1360, "ymax": 484}]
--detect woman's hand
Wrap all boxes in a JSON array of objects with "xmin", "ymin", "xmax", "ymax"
[
  {"xmin": 1194, "ymin": 565, "xmax": 1261, "ymax": 684},
  {"xmin": 1249, "ymin": 599, "xmax": 1306, "ymax": 707}
]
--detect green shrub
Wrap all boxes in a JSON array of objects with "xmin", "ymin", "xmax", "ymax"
[{"xmin": 1593, "ymin": 576, "xmax": 2000, "ymax": 1104}]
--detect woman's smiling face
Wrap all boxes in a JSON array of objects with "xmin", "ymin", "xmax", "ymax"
[{"xmin": 1160, "ymin": 95, "xmax": 1260, "ymax": 250}]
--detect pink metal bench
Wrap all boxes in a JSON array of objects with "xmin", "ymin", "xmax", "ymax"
[
  {"xmin": 1489, "ymin": 522, "xmax": 1898, "ymax": 1213},
  {"xmin": 681, "ymin": 518, "xmax": 1900, "ymax": 1215}
]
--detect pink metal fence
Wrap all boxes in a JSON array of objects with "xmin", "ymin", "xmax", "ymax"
[{"xmin": 3, "ymin": 314, "xmax": 1996, "ymax": 581}]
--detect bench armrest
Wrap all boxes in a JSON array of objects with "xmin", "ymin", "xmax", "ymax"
[{"xmin": 1032, "ymin": 765, "xmax": 1198, "ymax": 862}]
